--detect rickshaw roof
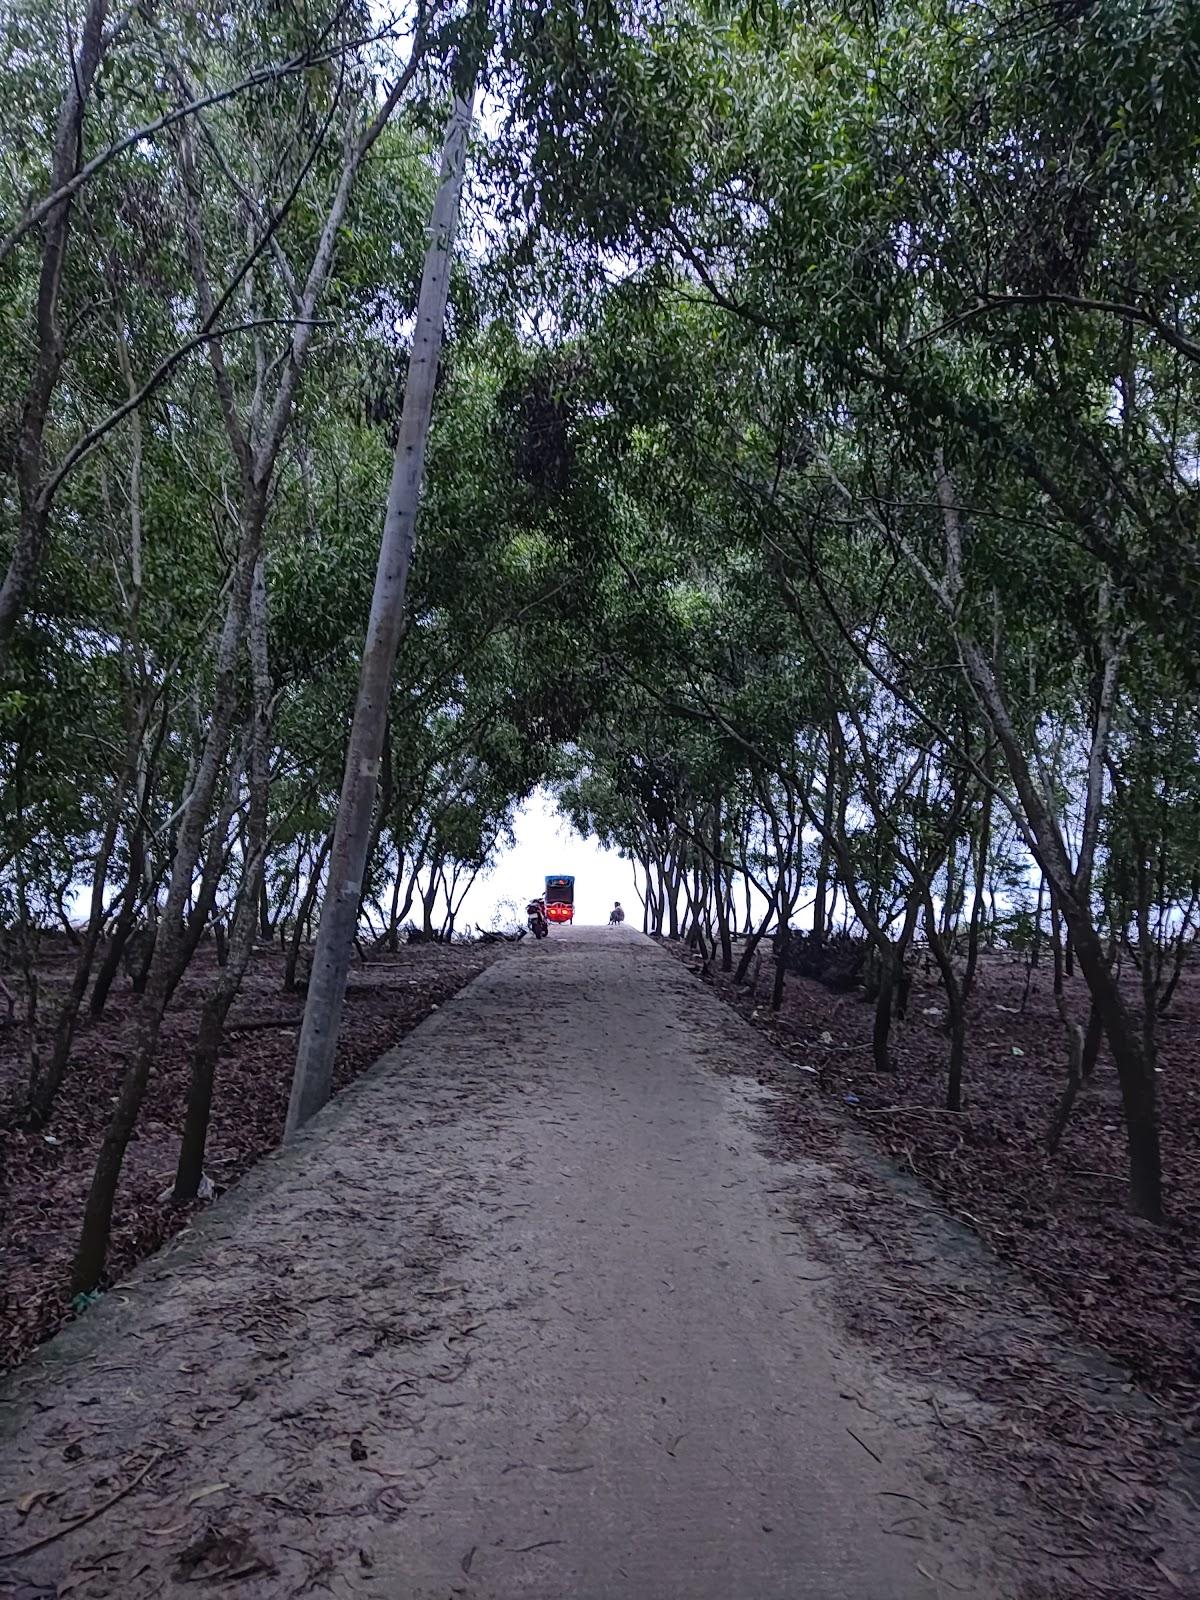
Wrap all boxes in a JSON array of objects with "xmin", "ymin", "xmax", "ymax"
[{"xmin": 545, "ymin": 874, "xmax": 574, "ymax": 885}]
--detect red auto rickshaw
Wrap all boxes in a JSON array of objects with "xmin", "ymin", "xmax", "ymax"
[{"xmin": 544, "ymin": 875, "xmax": 575, "ymax": 925}]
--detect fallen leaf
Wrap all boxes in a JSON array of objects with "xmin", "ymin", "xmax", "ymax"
[
  {"xmin": 1152, "ymin": 1557, "xmax": 1185, "ymax": 1592},
  {"xmin": 185, "ymin": 1483, "xmax": 230, "ymax": 1506},
  {"xmin": 16, "ymin": 1488, "xmax": 57, "ymax": 1518}
]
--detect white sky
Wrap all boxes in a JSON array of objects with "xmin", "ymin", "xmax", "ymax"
[{"xmin": 461, "ymin": 788, "xmax": 639, "ymax": 929}]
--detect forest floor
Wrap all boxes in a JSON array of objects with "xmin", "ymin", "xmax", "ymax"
[
  {"xmin": 665, "ymin": 943, "xmax": 1200, "ymax": 1420},
  {"xmin": 0, "ymin": 940, "xmax": 502, "ymax": 1372},
  {"xmin": 7, "ymin": 928, "xmax": 1197, "ymax": 1599}
]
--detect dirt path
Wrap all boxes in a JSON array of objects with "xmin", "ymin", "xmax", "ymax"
[{"xmin": 0, "ymin": 931, "xmax": 1116, "ymax": 1597}]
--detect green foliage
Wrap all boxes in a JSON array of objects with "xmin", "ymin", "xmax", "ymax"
[{"xmin": 2, "ymin": 0, "xmax": 1197, "ymax": 1032}]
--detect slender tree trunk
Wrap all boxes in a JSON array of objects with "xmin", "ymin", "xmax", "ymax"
[
  {"xmin": 867, "ymin": 892, "xmax": 920, "ymax": 1070},
  {"xmin": 357, "ymin": 716, "xmax": 394, "ymax": 926},
  {"xmin": 921, "ymin": 893, "xmax": 966, "ymax": 1111},
  {"xmin": 735, "ymin": 902, "xmax": 775, "ymax": 984},
  {"xmin": 1050, "ymin": 890, "xmax": 1066, "ymax": 1001},
  {"xmin": 0, "ymin": 0, "xmax": 111, "ymax": 658},
  {"xmin": 963, "ymin": 766, "xmax": 993, "ymax": 1005},
  {"xmin": 950, "ymin": 623, "xmax": 1163, "ymax": 1219},
  {"xmin": 811, "ymin": 729, "xmax": 836, "ymax": 942},
  {"xmin": 285, "ymin": 835, "xmax": 332, "ymax": 991},
  {"xmin": 771, "ymin": 917, "xmax": 790, "ymax": 1012},
  {"xmin": 872, "ymin": 948, "xmax": 895, "ymax": 1072},
  {"xmin": 91, "ymin": 820, "xmax": 148, "ymax": 1016},
  {"xmin": 175, "ymin": 743, "xmax": 247, "ymax": 991},
  {"xmin": 29, "ymin": 781, "xmax": 127, "ymax": 1123},
  {"xmin": 384, "ymin": 866, "xmax": 404, "ymax": 951},
  {"xmin": 174, "ymin": 556, "xmax": 272, "ymax": 1200},
  {"xmin": 1020, "ymin": 874, "xmax": 1046, "ymax": 1013},
  {"xmin": 286, "ymin": 94, "xmax": 473, "ymax": 1136},
  {"xmin": 941, "ymin": 839, "xmax": 957, "ymax": 940},
  {"xmin": 716, "ymin": 883, "xmax": 733, "ymax": 972},
  {"xmin": 72, "ymin": 485, "xmax": 267, "ymax": 1294},
  {"xmin": 713, "ymin": 797, "xmax": 733, "ymax": 970},
  {"xmin": 1046, "ymin": 1018, "xmax": 1085, "ymax": 1155},
  {"xmin": 666, "ymin": 853, "xmax": 681, "ymax": 940}
]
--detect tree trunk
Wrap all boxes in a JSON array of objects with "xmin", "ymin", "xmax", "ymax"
[
  {"xmin": 285, "ymin": 835, "xmax": 332, "ymax": 991},
  {"xmin": 771, "ymin": 919, "xmax": 790, "ymax": 1011},
  {"xmin": 963, "ymin": 766, "xmax": 993, "ymax": 1005},
  {"xmin": 28, "ymin": 740, "xmax": 134, "ymax": 1122},
  {"xmin": 72, "ymin": 488, "xmax": 267, "ymax": 1294},
  {"xmin": 872, "ymin": 949, "xmax": 895, "ymax": 1072},
  {"xmin": 922, "ymin": 893, "xmax": 966, "ymax": 1111},
  {"xmin": 712, "ymin": 799, "xmax": 732, "ymax": 971},
  {"xmin": 358, "ymin": 716, "xmax": 394, "ymax": 928},
  {"xmin": 941, "ymin": 839, "xmax": 957, "ymax": 941},
  {"xmin": 90, "ymin": 818, "xmax": 148, "ymax": 1016},
  {"xmin": 286, "ymin": 93, "xmax": 474, "ymax": 1137},
  {"xmin": 1020, "ymin": 874, "xmax": 1046, "ymax": 1013},
  {"xmin": 174, "ymin": 555, "xmax": 272, "ymax": 1201},
  {"xmin": 0, "ymin": 0, "xmax": 111, "ymax": 658},
  {"xmin": 735, "ymin": 902, "xmax": 775, "ymax": 984},
  {"xmin": 384, "ymin": 866, "xmax": 404, "ymax": 951},
  {"xmin": 175, "ymin": 742, "xmax": 247, "ymax": 992},
  {"xmin": 665, "ymin": 854, "xmax": 681, "ymax": 939},
  {"xmin": 716, "ymin": 886, "xmax": 733, "ymax": 972},
  {"xmin": 948, "ymin": 624, "xmax": 1163, "ymax": 1220},
  {"xmin": 1046, "ymin": 1017, "xmax": 1084, "ymax": 1155}
]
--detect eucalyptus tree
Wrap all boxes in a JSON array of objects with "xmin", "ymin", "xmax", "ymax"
[
  {"xmin": 519, "ymin": 0, "xmax": 1196, "ymax": 1218},
  {"xmin": 71, "ymin": 5, "xmax": 448, "ymax": 1289},
  {"xmin": 0, "ymin": 0, "xmax": 409, "ymax": 657}
]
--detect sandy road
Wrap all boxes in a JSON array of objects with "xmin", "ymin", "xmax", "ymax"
[{"xmin": 0, "ymin": 929, "xmax": 1006, "ymax": 1598}]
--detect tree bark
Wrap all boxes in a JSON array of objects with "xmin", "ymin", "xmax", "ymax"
[
  {"xmin": 28, "ymin": 764, "xmax": 129, "ymax": 1123},
  {"xmin": 921, "ymin": 891, "xmax": 967, "ymax": 1111},
  {"xmin": 812, "ymin": 760, "xmax": 834, "ymax": 945},
  {"xmin": 285, "ymin": 92, "xmax": 474, "ymax": 1136},
  {"xmin": 72, "ymin": 494, "xmax": 264, "ymax": 1293},
  {"xmin": 0, "ymin": 0, "xmax": 111, "ymax": 656},
  {"xmin": 285, "ymin": 835, "xmax": 332, "ymax": 991},
  {"xmin": 174, "ymin": 555, "xmax": 272, "ymax": 1201},
  {"xmin": 963, "ymin": 759, "xmax": 993, "ymax": 1005},
  {"xmin": 734, "ymin": 902, "xmax": 775, "ymax": 984},
  {"xmin": 954, "ymin": 622, "xmax": 1163, "ymax": 1219},
  {"xmin": 771, "ymin": 920, "xmax": 790, "ymax": 1012}
]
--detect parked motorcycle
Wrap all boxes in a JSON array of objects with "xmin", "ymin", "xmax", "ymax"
[{"xmin": 526, "ymin": 897, "xmax": 549, "ymax": 939}]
